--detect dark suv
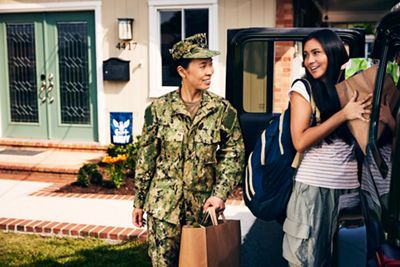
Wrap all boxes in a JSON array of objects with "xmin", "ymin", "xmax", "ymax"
[{"xmin": 225, "ymin": 10, "xmax": 400, "ymax": 267}]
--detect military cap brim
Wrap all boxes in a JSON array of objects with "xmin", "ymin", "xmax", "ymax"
[{"xmin": 182, "ymin": 49, "xmax": 220, "ymax": 59}]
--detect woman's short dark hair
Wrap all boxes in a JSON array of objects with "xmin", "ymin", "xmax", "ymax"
[
  {"xmin": 303, "ymin": 29, "xmax": 353, "ymax": 145},
  {"xmin": 171, "ymin": 58, "xmax": 193, "ymax": 78}
]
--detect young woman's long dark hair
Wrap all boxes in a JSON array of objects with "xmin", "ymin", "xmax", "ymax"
[{"xmin": 303, "ymin": 29, "xmax": 353, "ymax": 145}]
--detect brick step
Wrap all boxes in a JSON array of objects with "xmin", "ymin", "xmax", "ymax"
[
  {"xmin": 0, "ymin": 162, "xmax": 79, "ymax": 174},
  {"xmin": 0, "ymin": 152, "xmax": 102, "ymax": 177},
  {"xmin": 0, "ymin": 217, "xmax": 147, "ymax": 241},
  {"xmin": 0, "ymin": 138, "xmax": 108, "ymax": 152},
  {"xmin": 0, "ymin": 142, "xmax": 105, "ymax": 183},
  {"xmin": 0, "ymin": 170, "xmax": 77, "ymax": 184}
]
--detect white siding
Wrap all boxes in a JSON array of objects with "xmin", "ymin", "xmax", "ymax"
[{"xmin": 0, "ymin": 0, "xmax": 276, "ymax": 142}]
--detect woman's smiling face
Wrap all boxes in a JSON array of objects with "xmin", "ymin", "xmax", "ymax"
[
  {"xmin": 303, "ymin": 38, "xmax": 328, "ymax": 80},
  {"xmin": 182, "ymin": 58, "xmax": 214, "ymax": 90}
]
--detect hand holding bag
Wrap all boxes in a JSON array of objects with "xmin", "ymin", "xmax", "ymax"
[
  {"xmin": 336, "ymin": 65, "xmax": 399, "ymax": 154},
  {"xmin": 178, "ymin": 207, "xmax": 241, "ymax": 267}
]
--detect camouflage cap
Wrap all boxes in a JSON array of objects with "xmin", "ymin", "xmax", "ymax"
[{"xmin": 169, "ymin": 33, "xmax": 220, "ymax": 60}]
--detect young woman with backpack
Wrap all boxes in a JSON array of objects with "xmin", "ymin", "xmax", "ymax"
[{"xmin": 282, "ymin": 29, "xmax": 373, "ymax": 267}]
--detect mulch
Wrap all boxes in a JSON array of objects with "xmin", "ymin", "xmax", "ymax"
[
  {"xmin": 56, "ymin": 164, "xmax": 136, "ymax": 195},
  {"xmin": 56, "ymin": 169, "xmax": 243, "ymax": 200},
  {"xmin": 56, "ymin": 178, "xmax": 135, "ymax": 195}
]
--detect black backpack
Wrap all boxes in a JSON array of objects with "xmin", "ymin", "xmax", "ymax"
[{"xmin": 243, "ymin": 78, "xmax": 318, "ymax": 222}]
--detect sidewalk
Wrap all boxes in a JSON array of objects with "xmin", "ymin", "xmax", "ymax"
[
  {"xmin": 0, "ymin": 178, "xmax": 146, "ymax": 241},
  {"xmin": 0, "ymin": 144, "xmax": 146, "ymax": 241},
  {"xmin": 0, "ymin": 178, "xmax": 252, "ymax": 241},
  {"xmin": 0, "ymin": 147, "xmax": 288, "ymax": 266},
  {"xmin": 0, "ymin": 144, "xmax": 253, "ymax": 242}
]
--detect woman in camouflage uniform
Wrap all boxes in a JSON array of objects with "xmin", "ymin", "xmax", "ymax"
[{"xmin": 132, "ymin": 33, "xmax": 245, "ymax": 267}]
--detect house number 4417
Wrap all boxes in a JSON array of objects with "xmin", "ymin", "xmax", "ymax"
[{"xmin": 116, "ymin": 42, "xmax": 137, "ymax": 50}]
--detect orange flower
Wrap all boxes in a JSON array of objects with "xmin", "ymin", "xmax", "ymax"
[
  {"xmin": 102, "ymin": 154, "xmax": 127, "ymax": 164},
  {"xmin": 116, "ymin": 154, "xmax": 127, "ymax": 162},
  {"xmin": 102, "ymin": 155, "xmax": 113, "ymax": 164}
]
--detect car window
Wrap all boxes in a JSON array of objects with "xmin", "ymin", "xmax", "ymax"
[
  {"xmin": 242, "ymin": 41, "xmax": 269, "ymax": 112},
  {"xmin": 242, "ymin": 39, "xmax": 354, "ymax": 114}
]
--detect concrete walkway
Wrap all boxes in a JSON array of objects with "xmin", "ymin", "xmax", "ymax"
[
  {"xmin": 0, "ymin": 178, "xmax": 144, "ymax": 240},
  {"xmin": 0, "ymin": 178, "xmax": 253, "ymax": 240},
  {"xmin": 0, "ymin": 179, "xmax": 134, "ymax": 228},
  {"xmin": 0, "ymin": 141, "xmax": 289, "ymax": 266},
  {"xmin": 0, "ymin": 177, "xmax": 289, "ymax": 266}
]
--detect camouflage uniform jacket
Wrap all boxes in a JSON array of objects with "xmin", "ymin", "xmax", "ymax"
[{"xmin": 133, "ymin": 89, "xmax": 245, "ymax": 225}]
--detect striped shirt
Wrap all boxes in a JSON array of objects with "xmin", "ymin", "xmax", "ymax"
[
  {"xmin": 289, "ymin": 81, "xmax": 359, "ymax": 189},
  {"xmin": 361, "ymin": 144, "xmax": 392, "ymax": 205}
]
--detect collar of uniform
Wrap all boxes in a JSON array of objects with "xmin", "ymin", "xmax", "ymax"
[
  {"xmin": 192, "ymin": 91, "xmax": 219, "ymax": 126},
  {"xmin": 196, "ymin": 90, "xmax": 215, "ymax": 113},
  {"xmin": 169, "ymin": 89, "xmax": 217, "ymax": 120},
  {"xmin": 170, "ymin": 89, "xmax": 191, "ymax": 117}
]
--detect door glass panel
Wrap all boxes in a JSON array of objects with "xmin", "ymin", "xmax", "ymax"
[
  {"xmin": 242, "ymin": 41, "xmax": 269, "ymax": 113},
  {"xmin": 160, "ymin": 10, "xmax": 182, "ymax": 87},
  {"xmin": 184, "ymin": 9, "xmax": 208, "ymax": 38},
  {"xmin": 160, "ymin": 8, "xmax": 209, "ymax": 87},
  {"xmin": 57, "ymin": 21, "xmax": 90, "ymax": 124},
  {"xmin": 242, "ymin": 41, "xmax": 304, "ymax": 113},
  {"xmin": 6, "ymin": 23, "xmax": 38, "ymax": 123}
]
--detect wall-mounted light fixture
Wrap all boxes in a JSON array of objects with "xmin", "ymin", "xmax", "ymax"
[{"xmin": 118, "ymin": 18, "xmax": 134, "ymax": 41}]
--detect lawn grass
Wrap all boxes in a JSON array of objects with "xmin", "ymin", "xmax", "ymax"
[{"xmin": 0, "ymin": 231, "xmax": 151, "ymax": 267}]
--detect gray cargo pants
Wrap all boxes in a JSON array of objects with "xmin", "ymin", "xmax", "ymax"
[{"xmin": 282, "ymin": 182, "xmax": 358, "ymax": 267}]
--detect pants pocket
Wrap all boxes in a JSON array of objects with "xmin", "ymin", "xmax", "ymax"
[
  {"xmin": 282, "ymin": 218, "xmax": 311, "ymax": 267},
  {"xmin": 283, "ymin": 218, "xmax": 310, "ymax": 239}
]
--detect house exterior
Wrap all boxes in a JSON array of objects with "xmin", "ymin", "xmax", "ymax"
[
  {"xmin": 0, "ymin": 0, "xmax": 284, "ymax": 145},
  {"xmin": 0, "ymin": 0, "xmax": 393, "ymax": 145}
]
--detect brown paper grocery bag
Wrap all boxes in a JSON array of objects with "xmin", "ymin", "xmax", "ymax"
[
  {"xmin": 178, "ymin": 208, "xmax": 241, "ymax": 267},
  {"xmin": 336, "ymin": 65, "xmax": 399, "ymax": 154}
]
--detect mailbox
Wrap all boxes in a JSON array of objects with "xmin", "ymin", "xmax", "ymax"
[{"xmin": 103, "ymin": 58, "xmax": 130, "ymax": 81}]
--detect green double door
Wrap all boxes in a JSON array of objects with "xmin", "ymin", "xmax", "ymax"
[{"xmin": 0, "ymin": 11, "xmax": 98, "ymax": 141}]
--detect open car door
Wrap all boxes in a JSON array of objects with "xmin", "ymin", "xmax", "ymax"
[
  {"xmin": 364, "ymin": 10, "xmax": 400, "ymax": 266},
  {"xmin": 225, "ymin": 27, "xmax": 366, "ymax": 267}
]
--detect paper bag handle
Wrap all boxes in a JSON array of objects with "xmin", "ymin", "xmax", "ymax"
[{"xmin": 202, "ymin": 207, "xmax": 227, "ymax": 226}]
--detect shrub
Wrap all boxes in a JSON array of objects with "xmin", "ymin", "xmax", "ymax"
[
  {"xmin": 76, "ymin": 135, "xmax": 141, "ymax": 189},
  {"xmin": 106, "ymin": 135, "xmax": 141, "ymax": 176},
  {"xmin": 90, "ymin": 169, "xmax": 103, "ymax": 185},
  {"xmin": 77, "ymin": 163, "xmax": 103, "ymax": 187},
  {"xmin": 102, "ymin": 154, "xmax": 127, "ymax": 188}
]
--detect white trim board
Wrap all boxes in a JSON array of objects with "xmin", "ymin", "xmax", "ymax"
[
  {"xmin": 149, "ymin": 0, "xmax": 217, "ymax": 5},
  {"xmin": 148, "ymin": 0, "xmax": 220, "ymax": 98},
  {"xmin": 0, "ymin": 2, "xmax": 101, "ymax": 13}
]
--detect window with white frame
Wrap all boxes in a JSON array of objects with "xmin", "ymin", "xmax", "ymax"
[{"xmin": 149, "ymin": 0, "xmax": 218, "ymax": 98}]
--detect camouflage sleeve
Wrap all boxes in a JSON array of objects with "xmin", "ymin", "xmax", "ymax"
[
  {"xmin": 133, "ymin": 103, "xmax": 160, "ymax": 209},
  {"xmin": 212, "ymin": 103, "xmax": 245, "ymax": 201}
]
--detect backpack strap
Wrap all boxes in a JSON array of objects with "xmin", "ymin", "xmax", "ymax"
[
  {"xmin": 291, "ymin": 78, "xmax": 320, "ymax": 125},
  {"xmin": 290, "ymin": 78, "xmax": 321, "ymax": 168}
]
